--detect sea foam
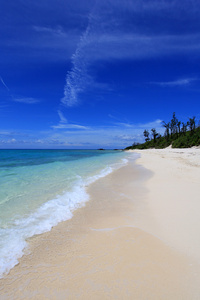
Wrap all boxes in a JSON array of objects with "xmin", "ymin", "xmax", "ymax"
[{"xmin": 0, "ymin": 156, "xmax": 128, "ymax": 278}]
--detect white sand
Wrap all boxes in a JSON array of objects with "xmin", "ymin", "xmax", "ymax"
[{"xmin": 133, "ymin": 148, "xmax": 200, "ymax": 262}]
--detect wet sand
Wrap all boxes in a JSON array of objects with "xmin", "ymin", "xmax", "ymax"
[{"xmin": 0, "ymin": 149, "xmax": 200, "ymax": 299}]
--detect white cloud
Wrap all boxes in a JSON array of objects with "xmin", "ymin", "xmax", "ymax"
[
  {"xmin": 33, "ymin": 26, "xmax": 66, "ymax": 37},
  {"xmin": 112, "ymin": 119, "xmax": 163, "ymax": 130},
  {"xmin": 58, "ymin": 110, "xmax": 68, "ymax": 123},
  {"xmin": 113, "ymin": 122, "xmax": 134, "ymax": 128},
  {"xmin": 61, "ymin": 12, "xmax": 95, "ymax": 107},
  {"xmin": 0, "ymin": 138, "xmax": 16, "ymax": 144},
  {"xmin": 14, "ymin": 97, "xmax": 40, "ymax": 104},
  {"xmin": 90, "ymin": 33, "xmax": 200, "ymax": 61},
  {"xmin": 0, "ymin": 131, "xmax": 14, "ymax": 136},
  {"xmin": 52, "ymin": 123, "xmax": 89, "ymax": 129},
  {"xmin": 115, "ymin": 134, "xmax": 139, "ymax": 141},
  {"xmin": 140, "ymin": 119, "xmax": 163, "ymax": 128},
  {"xmin": 151, "ymin": 78, "xmax": 198, "ymax": 87},
  {"xmin": 52, "ymin": 110, "xmax": 89, "ymax": 130}
]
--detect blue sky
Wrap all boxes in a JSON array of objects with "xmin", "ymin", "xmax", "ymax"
[{"xmin": 0, "ymin": 0, "xmax": 200, "ymax": 149}]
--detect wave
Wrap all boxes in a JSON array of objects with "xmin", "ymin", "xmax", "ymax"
[{"xmin": 0, "ymin": 157, "xmax": 129, "ymax": 278}]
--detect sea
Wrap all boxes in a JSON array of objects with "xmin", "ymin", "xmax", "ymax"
[{"xmin": 0, "ymin": 149, "xmax": 131, "ymax": 278}]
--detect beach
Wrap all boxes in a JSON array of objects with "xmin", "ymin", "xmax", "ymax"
[{"xmin": 1, "ymin": 148, "xmax": 200, "ymax": 299}]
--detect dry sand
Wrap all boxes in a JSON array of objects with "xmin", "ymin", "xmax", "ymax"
[
  {"xmin": 0, "ymin": 148, "xmax": 200, "ymax": 299},
  {"xmin": 134, "ymin": 147, "xmax": 200, "ymax": 261}
]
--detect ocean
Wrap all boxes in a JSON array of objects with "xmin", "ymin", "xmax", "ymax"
[{"xmin": 0, "ymin": 149, "xmax": 130, "ymax": 278}]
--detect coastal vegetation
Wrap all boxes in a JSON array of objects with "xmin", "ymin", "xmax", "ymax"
[{"xmin": 125, "ymin": 113, "xmax": 200, "ymax": 150}]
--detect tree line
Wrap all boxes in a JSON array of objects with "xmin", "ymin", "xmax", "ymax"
[{"xmin": 125, "ymin": 113, "xmax": 200, "ymax": 150}]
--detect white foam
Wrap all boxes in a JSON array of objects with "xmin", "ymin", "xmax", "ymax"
[{"xmin": 0, "ymin": 156, "xmax": 129, "ymax": 278}]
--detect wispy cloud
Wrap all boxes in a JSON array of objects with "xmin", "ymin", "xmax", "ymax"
[
  {"xmin": 0, "ymin": 76, "xmax": 40, "ymax": 104},
  {"xmin": 61, "ymin": 11, "xmax": 95, "ymax": 107},
  {"xmin": 58, "ymin": 110, "xmax": 67, "ymax": 123},
  {"xmin": 115, "ymin": 134, "xmax": 139, "ymax": 141},
  {"xmin": 14, "ymin": 97, "xmax": 40, "ymax": 104},
  {"xmin": 0, "ymin": 117, "xmax": 165, "ymax": 148},
  {"xmin": 109, "ymin": 113, "xmax": 163, "ymax": 130},
  {"xmin": 61, "ymin": 1, "xmax": 200, "ymax": 106},
  {"xmin": 113, "ymin": 119, "xmax": 163, "ymax": 132},
  {"xmin": 0, "ymin": 130, "xmax": 15, "ymax": 136},
  {"xmin": 55, "ymin": 118, "xmax": 164, "ymax": 147},
  {"xmin": 139, "ymin": 119, "xmax": 163, "ymax": 129},
  {"xmin": 52, "ymin": 110, "xmax": 89, "ymax": 130},
  {"xmin": 0, "ymin": 138, "xmax": 17, "ymax": 144},
  {"xmin": 52, "ymin": 123, "xmax": 89, "ymax": 129},
  {"xmin": 113, "ymin": 122, "xmax": 133, "ymax": 128},
  {"xmin": 0, "ymin": 76, "xmax": 10, "ymax": 91},
  {"xmin": 94, "ymin": 33, "xmax": 200, "ymax": 60},
  {"xmin": 114, "ymin": 0, "xmax": 200, "ymax": 14},
  {"xmin": 151, "ymin": 77, "xmax": 198, "ymax": 87},
  {"xmin": 33, "ymin": 25, "xmax": 66, "ymax": 37}
]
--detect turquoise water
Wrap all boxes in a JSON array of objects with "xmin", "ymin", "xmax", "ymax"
[{"xmin": 0, "ymin": 149, "xmax": 130, "ymax": 277}]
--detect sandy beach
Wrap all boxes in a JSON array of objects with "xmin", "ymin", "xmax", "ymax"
[{"xmin": 1, "ymin": 148, "xmax": 200, "ymax": 299}]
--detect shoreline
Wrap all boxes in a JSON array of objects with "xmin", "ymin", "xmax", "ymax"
[
  {"xmin": 0, "ymin": 150, "xmax": 129, "ymax": 279},
  {"xmin": 1, "ymin": 149, "xmax": 200, "ymax": 299}
]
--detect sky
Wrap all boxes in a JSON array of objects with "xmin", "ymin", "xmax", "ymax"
[{"xmin": 0, "ymin": 0, "xmax": 200, "ymax": 149}]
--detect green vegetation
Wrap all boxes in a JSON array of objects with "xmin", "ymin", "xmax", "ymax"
[{"xmin": 125, "ymin": 113, "xmax": 200, "ymax": 150}]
